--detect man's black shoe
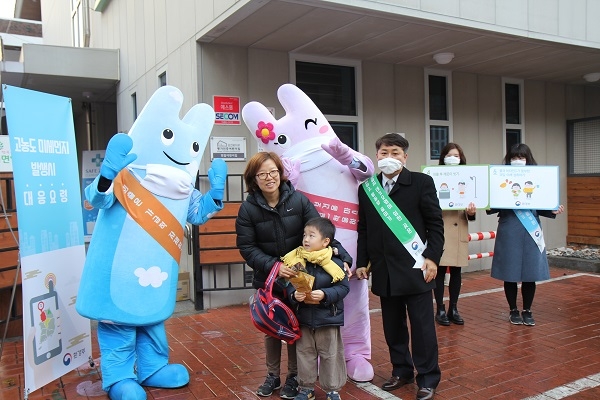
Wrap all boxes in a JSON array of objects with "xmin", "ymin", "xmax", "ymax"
[
  {"xmin": 381, "ymin": 376, "xmax": 414, "ymax": 391},
  {"xmin": 416, "ymin": 387, "xmax": 435, "ymax": 400}
]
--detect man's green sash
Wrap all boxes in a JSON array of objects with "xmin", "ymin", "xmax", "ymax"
[{"xmin": 362, "ymin": 176, "xmax": 426, "ymax": 269}]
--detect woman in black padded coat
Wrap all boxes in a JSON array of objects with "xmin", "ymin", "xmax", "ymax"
[{"xmin": 236, "ymin": 152, "xmax": 351, "ymax": 399}]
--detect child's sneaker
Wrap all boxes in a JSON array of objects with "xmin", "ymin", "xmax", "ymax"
[
  {"xmin": 294, "ymin": 388, "xmax": 315, "ymax": 400},
  {"xmin": 256, "ymin": 373, "xmax": 280, "ymax": 397},
  {"xmin": 326, "ymin": 391, "xmax": 342, "ymax": 400},
  {"xmin": 280, "ymin": 374, "xmax": 298, "ymax": 399}
]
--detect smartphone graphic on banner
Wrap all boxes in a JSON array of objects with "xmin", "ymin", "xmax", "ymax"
[{"xmin": 30, "ymin": 280, "xmax": 62, "ymax": 365}]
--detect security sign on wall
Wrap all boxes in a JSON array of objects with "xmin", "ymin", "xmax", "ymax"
[{"xmin": 213, "ymin": 95, "xmax": 240, "ymax": 125}]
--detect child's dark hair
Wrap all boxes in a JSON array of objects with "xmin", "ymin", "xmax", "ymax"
[{"xmin": 305, "ymin": 217, "xmax": 336, "ymax": 242}]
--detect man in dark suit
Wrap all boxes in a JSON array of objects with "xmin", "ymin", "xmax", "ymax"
[{"xmin": 356, "ymin": 133, "xmax": 444, "ymax": 400}]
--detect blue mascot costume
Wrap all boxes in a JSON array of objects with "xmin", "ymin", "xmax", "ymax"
[{"xmin": 76, "ymin": 86, "xmax": 227, "ymax": 400}]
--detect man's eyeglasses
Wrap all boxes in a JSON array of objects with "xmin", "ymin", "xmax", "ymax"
[{"xmin": 256, "ymin": 170, "xmax": 280, "ymax": 180}]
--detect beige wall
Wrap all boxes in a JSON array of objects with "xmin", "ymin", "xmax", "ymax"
[
  {"xmin": 43, "ymin": 0, "xmax": 600, "ymax": 278},
  {"xmin": 333, "ymin": 0, "xmax": 600, "ymax": 49}
]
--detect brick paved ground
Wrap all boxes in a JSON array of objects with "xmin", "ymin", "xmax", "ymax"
[{"xmin": 2, "ymin": 266, "xmax": 600, "ymax": 400}]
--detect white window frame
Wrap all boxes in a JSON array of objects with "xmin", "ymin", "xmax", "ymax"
[
  {"xmin": 71, "ymin": 0, "xmax": 90, "ymax": 47},
  {"xmin": 424, "ymin": 69, "xmax": 453, "ymax": 164},
  {"xmin": 158, "ymin": 70, "xmax": 167, "ymax": 87},
  {"xmin": 289, "ymin": 54, "xmax": 365, "ymax": 153},
  {"xmin": 502, "ymin": 77, "xmax": 525, "ymax": 156}
]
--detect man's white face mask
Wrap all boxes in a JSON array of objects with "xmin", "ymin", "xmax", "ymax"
[{"xmin": 378, "ymin": 157, "xmax": 403, "ymax": 175}]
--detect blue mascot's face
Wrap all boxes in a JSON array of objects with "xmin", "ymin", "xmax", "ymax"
[{"xmin": 128, "ymin": 86, "xmax": 214, "ymax": 177}]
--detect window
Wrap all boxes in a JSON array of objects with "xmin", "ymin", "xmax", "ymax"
[
  {"xmin": 131, "ymin": 93, "xmax": 137, "ymax": 121},
  {"xmin": 502, "ymin": 79, "xmax": 524, "ymax": 154},
  {"xmin": 71, "ymin": 0, "xmax": 90, "ymax": 47},
  {"xmin": 295, "ymin": 61, "xmax": 356, "ymax": 116},
  {"xmin": 291, "ymin": 56, "xmax": 362, "ymax": 151},
  {"xmin": 159, "ymin": 72, "xmax": 167, "ymax": 87},
  {"xmin": 425, "ymin": 71, "xmax": 452, "ymax": 162},
  {"xmin": 568, "ymin": 117, "xmax": 600, "ymax": 176}
]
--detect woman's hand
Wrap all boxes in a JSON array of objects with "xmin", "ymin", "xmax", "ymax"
[
  {"xmin": 466, "ymin": 202, "xmax": 476, "ymax": 216},
  {"xmin": 552, "ymin": 204, "xmax": 565, "ymax": 215},
  {"xmin": 278, "ymin": 264, "xmax": 298, "ymax": 279}
]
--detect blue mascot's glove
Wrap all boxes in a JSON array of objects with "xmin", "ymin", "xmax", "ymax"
[
  {"xmin": 208, "ymin": 158, "xmax": 227, "ymax": 201},
  {"xmin": 100, "ymin": 133, "xmax": 138, "ymax": 180}
]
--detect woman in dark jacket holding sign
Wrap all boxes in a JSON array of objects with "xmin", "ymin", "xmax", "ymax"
[
  {"xmin": 235, "ymin": 152, "xmax": 352, "ymax": 399},
  {"xmin": 487, "ymin": 144, "xmax": 564, "ymax": 327}
]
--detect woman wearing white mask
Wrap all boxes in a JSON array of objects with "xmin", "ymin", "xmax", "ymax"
[
  {"xmin": 487, "ymin": 144, "xmax": 564, "ymax": 326},
  {"xmin": 434, "ymin": 143, "xmax": 476, "ymax": 326}
]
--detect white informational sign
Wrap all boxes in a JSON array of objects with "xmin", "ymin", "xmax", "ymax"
[
  {"xmin": 81, "ymin": 150, "xmax": 105, "ymax": 242},
  {"xmin": 0, "ymin": 135, "xmax": 13, "ymax": 172},
  {"xmin": 489, "ymin": 165, "xmax": 559, "ymax": 210},
  {"xmin": 422, "ymin": 165, "xmax": 490, "ymax": 210},
  {"xmin": 210, "ymin": 136, "xmax": 246, "ymax": 161}
]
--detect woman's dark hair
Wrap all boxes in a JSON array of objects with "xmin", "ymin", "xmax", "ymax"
[
  {"xmin": 243, "ymin": 152, "xmax": 287, "ymax": 194},
  {"xmin": 438, "ymin": 142, "xmax": 467, "ymax": 165},
  {"xmin": 503, "ymin": 143, "xmax": 537, "ymax": 165}
]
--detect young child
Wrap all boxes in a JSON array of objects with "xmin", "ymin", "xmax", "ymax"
[{"xmin": 286, "ymin": 217, "xmax": 350, "ymax": 400}]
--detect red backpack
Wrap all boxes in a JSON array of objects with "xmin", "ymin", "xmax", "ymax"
[{"xmin": 249, "ymin": 261, "xmax": 301, "ymax": 344}]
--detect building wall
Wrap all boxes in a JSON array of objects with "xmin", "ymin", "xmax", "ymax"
[
  {"xmin": 37, "ymin": 0, "xmax": 600, "ymax": 307},
  {"xmin": 331, "ymin": 0, "xmax": 600, "ymax": 48}
]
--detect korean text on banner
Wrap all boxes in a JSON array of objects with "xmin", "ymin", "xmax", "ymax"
[{"xmin": 3, "ymin": 85, "xmax": 92, "ymax": 396}]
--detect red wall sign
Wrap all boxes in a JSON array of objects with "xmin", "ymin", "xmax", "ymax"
[{"xmin": 213, "ymin": 95, "xmax": 240, "ymax": 125}]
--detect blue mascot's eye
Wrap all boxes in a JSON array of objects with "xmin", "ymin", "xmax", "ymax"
[
  {"xmin": 161, "ymin": 129, "xmax": 174, "ymax": 145},
  {"xmin": 277, "ymin": 135, "xmax": 287, "ymax": 144},
  {"xmin": 190, "ymin": 141, "xmax": 200, "ymax": 156}
]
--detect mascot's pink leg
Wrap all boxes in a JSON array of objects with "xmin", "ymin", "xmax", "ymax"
[{"xmin": 342, "ymin": 278, "xmax": 374, "ymax": 382}]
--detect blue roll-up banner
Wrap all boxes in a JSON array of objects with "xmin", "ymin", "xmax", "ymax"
[{"xmin": 3, "ymin": 85, "xmax": 92, "ymax": 396}]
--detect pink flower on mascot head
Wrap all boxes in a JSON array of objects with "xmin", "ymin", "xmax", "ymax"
[{"xmin": 242, "ymin": 83, "xmax": 375, "ymax": 382}]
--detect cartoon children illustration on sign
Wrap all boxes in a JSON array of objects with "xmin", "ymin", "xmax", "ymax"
[
  {"xmin": 511, "ymin": 182, "xmax": 522, "ymax": 198},
  {"xmin": 524, "ymin": 181, "xmax": 535, "ymax": 198},
  {"xmin": 242, "ymin": 83, "xmax": 376, "ymax": 382},
  {"xmin": 76, "ymin": 86, "xmax": 227, "ymax": 400},
  {"xmin": 439, "ymin": 183, "xmax": 451, "ymax": 199},
  {"xmin": 457, "ymin": 181, "xmax": 466, "ymax": 198}
]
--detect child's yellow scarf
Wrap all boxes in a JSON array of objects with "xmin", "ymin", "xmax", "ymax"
[{"xmin": 281, "ymin": 246, "xmax": 346, "ymax": 283}]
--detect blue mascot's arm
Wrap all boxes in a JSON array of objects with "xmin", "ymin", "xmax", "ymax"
[
  {"xmin": 187, "ymin": 189, "xmax": 224, "ymax": 225},
  {"xmin": 85, "ymin": 174, "xmax": 117, "ymax": 209}
]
